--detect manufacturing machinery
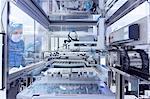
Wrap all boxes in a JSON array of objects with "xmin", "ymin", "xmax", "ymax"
[
  {"xmin": 9, "ymin": 52, "xmax": 115, "ymax": 99},
  {"xmin": 17, "ymin": 67, "xmax": 115, "ymax": 99},
  {"xmin": 105, "ymin": 1, "xmax": 150, "ymax": 98},
  {"xmin": 7, "ymin": 50, "xmax": 112, "ymax": 99},
  {"xmin": 108, "ymin": 48, "xmax": 149, "ymax": 80},
  {"xmin": 0, "ymin": 0, "xmax": 150, "ymax": 99}
]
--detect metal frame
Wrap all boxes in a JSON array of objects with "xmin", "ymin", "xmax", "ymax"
[
  {"xmin": 0, "ymin": 33, "xmax": 5, "ymax": 90},
  {"xmin": 0, "ymin": 0, "xmax": 9, "ymax": 99},
  {"xmin": 116, "ymin": 73, "xmax": 124, "ymax": 99},
  {"xmin": 105, "ymin": 0, "xmax": 146, "ymax": 26},
  {"xmin": 8, "ymin": 61, "xmax": 46, "ymax": 84},
  {"xmin": 47, "ymin": 59, "xmax": 89, "ymax": 67},
  {"xmin": 49, "ymin": 20, "xmax": 98, "ymax": 26},
  {"xmin": 109, "ymin": 66, "xmax": 141, "ymax": 99},
  {"xmin": 11, "ymin": 0, "xmax": 50, "ymax": 29}
]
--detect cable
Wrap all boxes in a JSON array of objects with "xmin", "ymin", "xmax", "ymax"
[
  {"xmin": 68, "ymin": 31, "xmax": 79, "ymax": 41},
  {"xmin": 1, "ymin": 1, "xmax": 7, "ymax": 33}
]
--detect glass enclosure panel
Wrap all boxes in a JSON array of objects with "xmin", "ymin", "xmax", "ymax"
[
  {"xmin": 9, "ymin": 3, "xmax": 34, "ymax": 69},
  {"xmin": 33, "ymin": 0, "xmax": 100, "ymax": 16},
  {"xmin": 8, "ymin": 3, "xmax": 48, "ymax": 71},
  {"xmin": 34, "ymin": 0, "xmax": 49, "ymax": 15},
  {"xmin": 35, "ymin": 22, "xmax": 49, "ymax": 57},
  {"xmin": 49, "ymin": 26, "xmax": 94, "ymax": 32},
  {"xmin": 48, "ymin": 15, "xmax": 100, "ymax": 21}
]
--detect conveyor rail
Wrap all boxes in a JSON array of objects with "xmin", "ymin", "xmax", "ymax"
[{"xmin": 8, "ymin": 61, "xmax": 46, "ymax": 83}]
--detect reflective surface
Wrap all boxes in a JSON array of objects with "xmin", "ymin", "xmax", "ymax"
[
  {"xmin": 33, "ymin": 0, "xmax": 100, "ymax": 16},
  {"xmin": 8, "ymin": 2, "xmax": 48, "ymax": 69},
  {"xmin": 17, "ymin": 75, "xmax": 103, "ymax": 98},
  {"xmin": 25, "ymin": 83, "xmax": 100, "ymax": 95}
]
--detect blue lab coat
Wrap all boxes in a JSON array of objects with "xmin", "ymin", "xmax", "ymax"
[{"xmin": 8, "ymin": 39, "xmax": 25, "ymax": 68}]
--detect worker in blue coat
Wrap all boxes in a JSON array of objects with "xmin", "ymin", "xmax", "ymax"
[{"xmin": 8, "ymin": 23, "xmax": 25, "ymax": 68}]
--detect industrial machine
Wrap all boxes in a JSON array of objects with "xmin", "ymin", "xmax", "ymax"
[
  {"xmin": 0, "ymin": 0, "xmax": 150, "ymax": 99},
  {"xmin": 11, "ymin": 51, "xmax": 114, "ymax": 99},
  {"xmin": 108, "ymin": 47, "xmax": 149, "ymax": 80},
  {"xmin": 107, "ymin": 21, "xmax": 150, "ymax": 79},
  {"xmin": 17, "ymin": 67, "xmax": 115, "ymax": 99},
  {"xmin": 106, "ymin": 1, "xmax": 150, "ymax": 98}
]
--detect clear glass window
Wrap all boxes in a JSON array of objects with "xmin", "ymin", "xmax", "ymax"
[{"xmin": 8, "ymin": 2, "xmax": 48, "ymax": 72}]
